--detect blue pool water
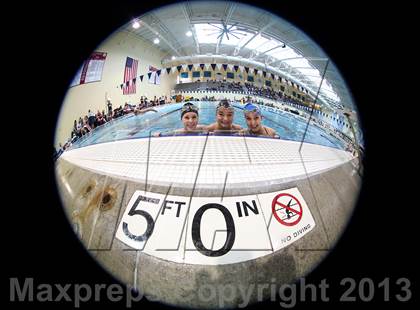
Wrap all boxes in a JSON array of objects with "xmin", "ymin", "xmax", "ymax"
[{"xmin": 71, "ymin": 102, "xmax": 346, "ymax": 150}]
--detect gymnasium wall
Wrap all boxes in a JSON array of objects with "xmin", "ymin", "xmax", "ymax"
[{"xmin": 55, "ymin": 30, "xmax": 177, "ymax": 147}]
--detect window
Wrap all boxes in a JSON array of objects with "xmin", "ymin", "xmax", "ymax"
[
  {"xmin": 227, "ymin": 72, "xmax": 234, "ymax": 79},
  {"xmin": 247, "ymin": 75, "xmax": 254, "ymax": 82},
  {"xmin": 265, "ymin": 80, "xmax": 271, "ymax": 87},
  {"xmin": 203, "ymin": 71, "xmax": 211, "ymax": 77},
  {"xmin": 192, "ymin": 71, "xmax": 200, "ymax": 78},
  {"xmin": 280, "ymin": 86, "xmax": 285, "ymax": 92},
  {"xmin": 180, "ymin": 72, "xmax": 189, "ymax": 78}
]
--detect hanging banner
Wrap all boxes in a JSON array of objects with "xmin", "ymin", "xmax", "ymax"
[
  {"xmin": 148, "ymin": 66, "xmax": 161, "ymax": 85},
  {"xmin": 71, "ymin": 51, "xmax": 108, "ymax": 87}
]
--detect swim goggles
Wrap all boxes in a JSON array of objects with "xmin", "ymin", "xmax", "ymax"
[
  {"xmin": 243, "ymin": 103, "xmax": 261, "ymax": 115},
  {"xmin": 217, "ymin": 100, "xmax": 234, "ymax": 112},
  {"xmin": 181, "ymin": 102, "xmax": 199, "ymax": 118}
]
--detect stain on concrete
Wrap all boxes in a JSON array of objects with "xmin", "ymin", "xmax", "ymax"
[
  {"xmin": 71, "ymin": 182, "xmax": 117, "ymax": 239},
  {"xmin": 80, "ymin": 179, "xmax": 97, "ymax": 199},
  {"xmin": 99, "ymin": 187, "xmax": 117, "ymax": 211}
]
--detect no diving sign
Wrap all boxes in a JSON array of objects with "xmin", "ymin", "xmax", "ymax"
[
  {"xmin": 259, "ymin": 188, "xmax": 316, "ymax": 250},
  {"xmin": 272, "ymin": 193, "xmax": 303, "ymax": 226}
]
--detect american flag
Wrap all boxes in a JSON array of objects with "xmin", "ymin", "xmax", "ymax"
[{"xmin": 123, "ymin": 57, "xmax": 138, "ymax": 95}]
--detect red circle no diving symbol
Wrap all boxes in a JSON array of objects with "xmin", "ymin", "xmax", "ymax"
[{"xmin": 272, "ymin": 193, "xmax": 303, "ymax": 226}]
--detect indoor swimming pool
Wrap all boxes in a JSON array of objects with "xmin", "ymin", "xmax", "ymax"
[{"xmin": 70, "ymin": 101, "xmax": 347, "ymax": 150}]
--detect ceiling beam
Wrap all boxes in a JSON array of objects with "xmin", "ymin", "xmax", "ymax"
[
  {"xmin": 252, "ymin": 39, "xmax": 307, "ymax": 62},
  {"xmin": 146, "ymin": 13, "xmax": 186, "ymax": 57},
  {"xmin": 183, "ymin": 3, "xmax": 200, "ymax": 55},
  {"xmin": 250, "ymin": 44, "xmax": 282, "ymax": 62},
  {"xmin": 234, "ymin": 17, "xmax": 278, "ymax": 55}
]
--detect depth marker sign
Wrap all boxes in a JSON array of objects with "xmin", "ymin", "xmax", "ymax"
[{"xmin": 116, "ymin": 187, "xmax": 315, "ymax": 265}]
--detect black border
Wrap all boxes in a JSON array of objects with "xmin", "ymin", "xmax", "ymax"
[{"xmin": 5, "ymin": 1, "xmax": 417, "ymax": 308}]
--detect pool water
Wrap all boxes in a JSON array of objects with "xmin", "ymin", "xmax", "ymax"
[{"xmin": 71, "ymin": 102, "xmax": 346, "ymax": 150}]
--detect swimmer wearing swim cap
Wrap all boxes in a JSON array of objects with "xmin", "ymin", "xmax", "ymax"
[
  {"xmin": 240, "ymin": 103, "xmax": 278, "ymax": 138},
  {"xmin": 177, "ymin": 102, "xmax": 206, "ymax": 133},
  {"xmin": 205, "ymin": 99, "xmax": 242, "ymax": 133}
]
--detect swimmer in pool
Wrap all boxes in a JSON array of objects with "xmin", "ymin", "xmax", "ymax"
[
  {"xmin": 134, "ymin": 106, "xmax": 157, "ymax": 115},
  {"xmin": 154, "ymin": 102, "xmax": 206, "ymax": 136},
  {"xmin": 205, "ymin": 99, "xmax": 242, "ymax": 134},
  {"xmin": 174, "ymin": 102, "xmax": 206, "ymax": 134},
  {"xmin": 239, "ymin": 102, "xmax": 279, "ymax": 138}
]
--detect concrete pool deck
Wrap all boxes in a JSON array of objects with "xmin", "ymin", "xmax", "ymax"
[{"xmin": 55, "ymin": 136, "xmax": 362, "ymax": 308}]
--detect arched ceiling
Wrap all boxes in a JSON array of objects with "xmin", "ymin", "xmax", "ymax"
[{"xmin": 121, "ymin": 1, "xmax": 355, "ymax": 112}]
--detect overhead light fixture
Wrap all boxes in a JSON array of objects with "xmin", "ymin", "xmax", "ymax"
[
  {"xmin": 132, "ymin": 20, "xmax": 140, "ymax": 29},
  {"xmin": 153, "ymin": 38, "xmax": 160, "ymax": 44},
  {"xmin": 186, "ymin": 30, "xmax": 193, "ymax": 37},
  {"xmin": 171, "ymin": 56, "xmax": 176, "ymax": 60}
]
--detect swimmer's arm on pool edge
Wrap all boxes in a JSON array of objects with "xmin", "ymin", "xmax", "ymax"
[
  {"xmin": 267, "ymin": 127, "xmax": 280, "ymax": 138},
  {"xmin": 135, "ymin": 107, "xmax": 157, "ymax": 115},
  {"xmin": 153, "ymin": 130, "xmax": 173, "ymax": 137}
]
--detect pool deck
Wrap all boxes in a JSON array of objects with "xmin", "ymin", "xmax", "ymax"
[
  {"xmin": 59, "ymin": 135, "xmax": 354, "ymax": 195},
  {"xmin": 55, "ymin": 136, "xmax": 362, "ymax": 308}
]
